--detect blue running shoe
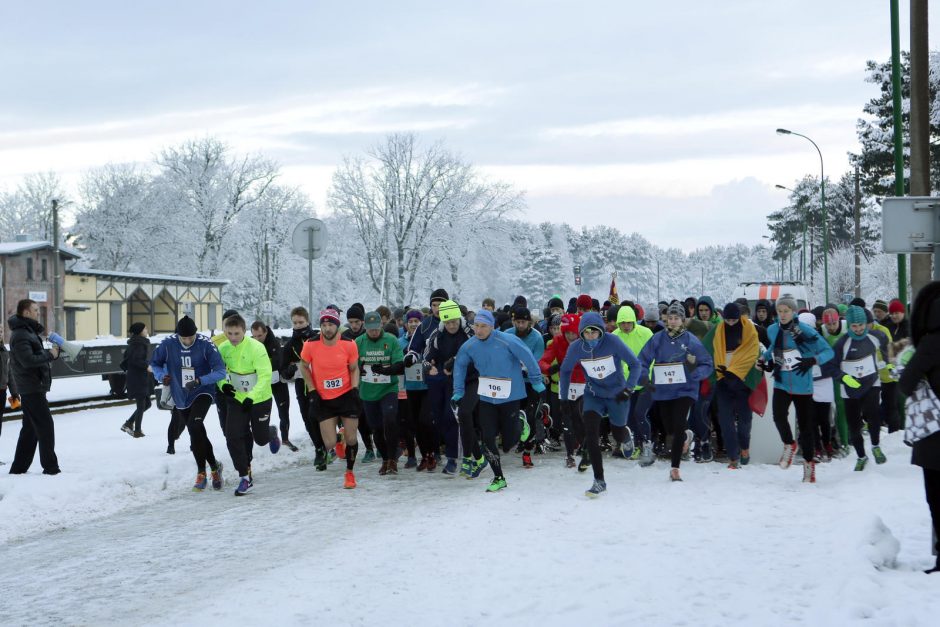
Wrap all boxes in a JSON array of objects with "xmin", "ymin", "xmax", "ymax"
[
  {"xmin": 442, "ymin": 458, "xmax": 458, "ymax": 476},
  {"xmin": 362, "ymin": 449, "xmax": 376, "ymax": 464},
  {"xmin": 469, "ymin": 456, "xmax": 488, "ymax": 479},
  {"xmin": 459, "ymin": 457, "xmax": 472, "ymax": 477},
  {"xmin": 234, "ymin": 477, "xmax": 252, "ymax": 496},
  {"xmin": 268, "ymin": 426, "xmax": 281, "ymax": 454},
  {"xmin": 210, "ymin": 462, "xmax": 223, "ymax": 490},
  {"xmin": 192, "ymin": 472, "xmax": 207, "ymax": 492}
]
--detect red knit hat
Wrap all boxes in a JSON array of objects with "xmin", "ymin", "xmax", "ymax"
[
  {"xmin": 576, "ymin": 294, "xmax": 592, "ymax": 310},
  {"xmin": 822, "ymin": 309, "xmax": 839, "ymax": 325},
  {"xmin": 888, "ymin": 299, "xmax": 905, "ymax": 314},
  {"xmin": 560, "ymin": 313, "xmax": 580, "ymax": 335}
]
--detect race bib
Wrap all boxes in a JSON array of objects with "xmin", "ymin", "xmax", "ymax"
[
  {"xmin": 566, "ymin": 382, "xmax": 585, "ymax": 400},
  {"xmin": 777, "ymin": 349, "xmax": 801, "ymax": 372},
  {"xmin": 405, "ymin": 363, "xmax": 424, "ymax": 383},
  {"xmin": 811, "ymin": 365, "xmax": 823, "ymax": 380},
  {"xmin": 581, "ymin": 355, "xmax": 616, "ymax": 380},
  {"xmin": 227, "ymin": 372, "xmax": 258, "ymax": 393},
  {"xmin": 181, "ymin": 367, "xmax": 196, "ymax": 387},
  {"xmin": 479, "ymin": 377, "xmax": 511, "ymax": 399},
  {"xmin": 362, "ymin": 366, "xmax": 391, "ymax": 385},
  {"xmin": 653, "ymin": 362, "xmax": 687, "ymax": 385},
  {"xmin": 843, "ymin": 356, "xmax": 876, "ymax": 379},
  {"xmin": 323, "ymin": 377, "xmax": 344, "ymax": 390},
  {"xmin": 271, "ymin": 371, "xmax": 280, "ymax": 384}
]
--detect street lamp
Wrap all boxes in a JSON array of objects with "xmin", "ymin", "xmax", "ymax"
[
  {"xmin": 777, "ymin": 128, "xmax": 829, "ymax": 303},
  {"xmin": 774, "ymin": 183, "xmax": 807, "ymax": 283}
]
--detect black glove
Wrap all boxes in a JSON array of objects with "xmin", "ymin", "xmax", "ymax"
[
  {"xmin": 162, "ymin": 374, "xmax": 172, "ymax": 386},
  {"xmin": 443, "ymin": 357, "xmax": 455, "ymax": 373},
  {"xmin": 403, "ymin": 353, "xmax": 418, "ymax": 367},
  {"xmin": 308, "ymin": 390, "xmax": 321, "ymax": 416},
  {"xmin": 794, "ymin": 356, "xmax": 816, "ymax": 375},
  {"xmin": 615, "ymin": 388, "xmax": 632, "ymax": 402},
  {"xmin": 348, "ymin": 386, "xmax": 363, "ymax": 412},
  {"xmin": 282, "ymin": 363, "xmax": 298, "ymax": 379},
  {"xmin": 184, "ymin": 378, "xmax": 200, "ymax": 391},
  {"xmin": 757, "ymin": 359, "xmax": 775, "ymax": 373},
  {"xmin": 220, "ymin": 383, "xmax": 236, "ymax": 397},
  {"xmin": 548, "ymin": 363, "xmax": 560, "ymax": 375},
  {"xmin": 240, "ymin": 396, "xmax": 254, "ymax": 409},
  {"xmin": 640, "ymin": 375, "xmax": 656, "ymax": 392}
]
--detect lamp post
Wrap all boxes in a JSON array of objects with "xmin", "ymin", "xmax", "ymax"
[
  {"xmin": 774, "ymin": 184, "xmax": 807, "ymax": 282},
  {"xmin": 777, "ymin": 128, "xmax": 828, "ymax": 303}
]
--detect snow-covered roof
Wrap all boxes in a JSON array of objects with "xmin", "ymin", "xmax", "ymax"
[
  {"xmin": 71, "ymin": 268, "xmax": 230, "ymax": 285},
  {"xmin": 0, "ymin": 240, "xmax": 82, "ymax": 259}
]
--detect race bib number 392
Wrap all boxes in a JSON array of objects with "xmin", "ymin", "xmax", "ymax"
[{"xmin": 323, "ymin": 377, "xmax": 344, "ymax": 390}]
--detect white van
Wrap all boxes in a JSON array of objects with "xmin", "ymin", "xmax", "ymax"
[{"xmin": 731, "ymin": 281, "xmax": 812, "ymax": 313}]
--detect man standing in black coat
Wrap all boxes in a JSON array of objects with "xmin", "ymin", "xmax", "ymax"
[{"xmin": 7, "ymin": 298, "xmax": 60, "ymax": 475}]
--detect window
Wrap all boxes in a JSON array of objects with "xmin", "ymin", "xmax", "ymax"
[
  {"xmin": 41, "ymin": 259, "xmax": 48, "ymax": 281},
  {"xmin": 40, "ymin": 306, "xmax": 47, "ymax": 329},
  {"xmin": 26, "ymin": 257, "xmax": 33, "ymax": 280},
  {"xmin": 110, "ymin": 303, "xmax": 122, "ymax": 336},
  {"xmin": 208, "ymin": 304, "xmax": 218, "ymax": 330}
]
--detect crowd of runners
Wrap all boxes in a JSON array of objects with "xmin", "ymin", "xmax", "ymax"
[{"xmin": 109, "ymin": 288, "xmax": 911, "ymax": 499}]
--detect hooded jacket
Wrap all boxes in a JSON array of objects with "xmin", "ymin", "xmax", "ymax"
[
  {"xmin": 761, "ymin": 320, "xmax": 834, "ymax": 395},
  {"xmin": 612, "ymin": 305, "xmax": 653, "ymax": 389},
  {"xmin": 697, "ymin": 296, "xmax": 722, "ymax": 325},
  {"xmin": 754, "ymin": 299, "xmax": 774, "ymax": 328},
  {"xmin": 6, "ymin": 314, "xmax": 55, "ymax": 395},
  {"xmin": 559, "ymin": 313, "xmax": 641, "ymax": 400},
  {"xmin": 453, "ymin": 329, "xmax": 543, "ymax": 405},
  {"xmin": 637, "ymin": 324, "xmax": 713, "ymax": 402}
]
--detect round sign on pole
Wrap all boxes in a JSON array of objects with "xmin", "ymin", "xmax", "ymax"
[{"xmin": 291, "ymin": 218, "xmax": 328, "ymax": 260}]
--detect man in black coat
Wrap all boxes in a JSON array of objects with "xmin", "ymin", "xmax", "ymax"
[
  {"xmin": 7, "ymin": 298, "xmax": 61, "ymax": 475},
  {"xmin": 120, "ymin": 322, "xmax": 153, "ymax": 437}
]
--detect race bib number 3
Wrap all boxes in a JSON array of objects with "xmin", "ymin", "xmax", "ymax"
[
  {"xmin": 405, "ymin": 363, "xmax": 424, "ymax": 383},
  {"xmin": 479, "ymin": 377, "xmax": 511, "ymax": 399},
  {"xmin": 581, "ymin": 355, "xmax": 616, "ymax": 380},
  {"xmin": 653, "ymin": 363, "xmax": 687, "ymax": 385},
  {"xmin": 323, "ymin": 377, "xmax": 344, "ymax": 390}
]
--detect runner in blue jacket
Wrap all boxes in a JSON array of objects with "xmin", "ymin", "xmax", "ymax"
[
  {"xmin": 150, "ymin": 316, "xmax": 227, "ymax": 491},
  {"xmin": 452, "ymin": 309, "xmax": 545, "ymax": 493},
  {"xmin": 559, "ymin": 312, "xmax": 641, "ymax": 497}
]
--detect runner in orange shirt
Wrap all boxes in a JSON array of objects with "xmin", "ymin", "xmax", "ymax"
[{"xmin": 300, "ymin": 308, "xmax": 362, "ymax": 489}]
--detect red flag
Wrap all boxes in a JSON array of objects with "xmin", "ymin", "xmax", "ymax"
[{"xmin": 609, "ymin": 275, "xmax": 619, "ymax": 305}]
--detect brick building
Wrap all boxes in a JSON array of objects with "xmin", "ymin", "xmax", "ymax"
[{"xmin": 0, "ymin": 238, "xmax": 80, "ymax": 331}]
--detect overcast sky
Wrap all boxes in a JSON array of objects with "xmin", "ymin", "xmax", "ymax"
[{"xmin": 1, "ymin": 1, "xmax": 937, "ymax": 251}]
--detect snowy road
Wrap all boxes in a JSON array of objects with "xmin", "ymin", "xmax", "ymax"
[{"xmin": 1, "ymin": 404, "xmax": 939, "ymax": 625}]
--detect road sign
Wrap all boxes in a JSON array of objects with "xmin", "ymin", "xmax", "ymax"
[
  {"xmin": 291, "ymin": 218, "xmax": 328, "ymax": 260},
  {"xmin": 882, "ymin": 197, "xmax": 940, "ymax": 253}
]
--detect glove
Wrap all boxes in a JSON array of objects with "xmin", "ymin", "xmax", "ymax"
[
  {"xmin": 450, "ymin": 398, "xmax": 460, "ymax": 414},
  {"xmin": 841, "ymin": 374, "xmax": 861, "ymax": 389},
  {"xmin": 616, "ymin": 388, "xmax": 631, "ymax": 402},
  {"xmin": 532, "ymin": 381, "xmax": 546, "ymax": 394},
  {"xmin": 162, "ymin": 374, "xmax": 171, "ymax": 386},
  {"xmin": 403, "ymin": 353, "xmax": 418, "ymax": 367},
  {"xmin": 370, "ymin": 363, "xmax": 390, "ymax": 375},
  {"xmin": 451, "ymin": 392, "xmax": 463, "ymax": 404},
  {"xmin": 184, "ymin": 378, "xmax": 200, "ymax": 391},
  {"xmin": 548, "ymin": 363, "xmax": 560, "ymax": 375},
  {"xmin": 443, "ymin": 357, "xmax": 455, "ymax": 373},
  {"xmin": 240, "ymin": 396, "xmax": 254, "ymax": 409},
  {"xmin": 794, "ymin": 357, "xmax": 816, "ymax": 375},
  {"xmin": 792, "ymin": 330, "xmax": 812, "ymax": 345},
  {"xmin": 220, "ymin": 383, "xmax": 236, "ymax": 397},
  {"xmin": 640, "ymin": 375, "xmax": 656, "ymax": 392},
  {"xmin": 308, "ymin": 390, "xmax": 321, "ymax": 416},
  {"xmin": 757, "ymin": 359, "xmax": 775, "ymax": 373},
  {"xmin": 282, "ymin": 363, "xmax": 298, "ymax": 379},
  {"xmin": 686, "ymin": 353, "xmax": 697, "ymax": 366}
]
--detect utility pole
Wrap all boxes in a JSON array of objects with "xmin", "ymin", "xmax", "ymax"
[
  {"xmin": 910, "ymin": 0, "xmax": 933, "ymax": 291},
  {"xmin": 890, "ymin": 0, "xmax": 908, "ymax": 303},
  {"xmin": 854, "ymin": 166, "xmax": 862, "ymax": 298},
  {"xmin": 51, "ymin": 199, "xmax": 62, "ymax": 333}
]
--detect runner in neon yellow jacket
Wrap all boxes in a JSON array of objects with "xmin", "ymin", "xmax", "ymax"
[{"xmin": 218, "ymin": 335, "xmax": 273, "ymax": 404}]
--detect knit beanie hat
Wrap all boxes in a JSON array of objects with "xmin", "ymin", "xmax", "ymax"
[
  {"xmin": 512, "ymin": 307, "xmax": 532, "ymax": 321},
  {"xmin": 222, "ymin": 309, "xmax": 239, "ymax": 321},
  {"xmin": 129, "ymin": 322, "xmax": 146, "ymax": 336},
  {"xmin": 319, "ymin": 308, "xmax": 341, "ymax": 326},
  {"xmin": 560, "ymin": 313, "xmax": 580, "ymax": 335},
  {"xmin": 872, "ymin": 299, "xmax": 889, "ymax": 313},
  {"xmin": 666, "ymin": 303, "xmax": 685, "ymax": 319},
  {"xmin": 837, "ymin": 303, "xmax": 848, "ymax": 315},
  {"xmin": 797, "ymin": 312, "xmax": 816, "ymax": 329},
  {"xmin": 850, "ymin": 297, "xmax": 867, "ymax": 308},
  {"xmin": 550, "ymin": 313, "xmax": 563, "ymax": 328},
  {"xmin": 548, "ymin": 296, "xmax": 564, "ymax": 310},
  {"xmin": 439, "ymin": 300, "xmax": 462, "ymax": 323},
  {"xmin": 822, "ymin": 309, "xmax": 840, "ymax": 325},
  {"xmin": 176, "ymin": 316, "xmax": 197, "ymax": 336},
  {"xmin": 567, "ymin": 297, "xmax": 578, "ymax": 314},
  {"xmin": 776, "ymin": 295, "xmax": 798, "ymax": 312},
  {"xmin": 346, "ymin": 303, "xmax": 365, "ymax": 321},
  {"xmin": 405, "ymin": 310, "xmax": 423, "ymax": 322},
  {"xmin": 475, "ymin": 309, "xmax": 496, "ymax": 327},
  {"xmin": 889, "ymin": 299, "xmax": 905, "ymax": 314},
  {"xmin": 430, "ymin": 288, "xmax": 449, "ymax": 305},
  {"xmin": 845, "ymin": 305, "xmax": 866, "ymax": 325},
  {"xmin": 864, "ymin": 308, "xmax": 874, "ymax": 324},
  {"xmin": 576, "ymin": 294, "xmax": 592, "ymax": 310},
  {"xmin": 722, "ymin": 303, "xmax": 740, "ymax": 320},
  {"xmin": 644, "ymin": 304, "xmax": 659, "ymax": 322}
]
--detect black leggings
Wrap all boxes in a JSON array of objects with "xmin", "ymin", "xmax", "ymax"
[
  {"xmin": 583, "ymin": 410, "xmax": 606, "ymax": 481},
  {"xmin": 294, "ymin": 379, "xmax": 325, "ymax": 450},
  {"xmin": 845, "ymin": 387, "xmax": 881, "ymax": 458},
  {"xmin": 457, "ymin": 385, "xmax": 482, "ymax": 460},
  {"xmin": 177, "ymin": 395, "xmax": 218, "ymax": 473},
  {"xmin": 272, "ymin": 381, "xmax": 291, "ymax": 441},
  {"xmin": 224, "ymin": 397, "xmax": 273, "ymax": 477},
  {"xmin": 363, "ymin": 392, "xmax": 400, "ymax": 461},
  {"xmin": 410, "ymin": 389, "xmax": 438, "ymax": 457},
  {"xmin": 398, "ymin": 396, "xmax": 416, "ymax": 458},
  {"xmin": 478, "ymin": 400, "xmax": 521, "ymax": 479},
  {"xmin": 127, "ymin": 395, "xmax": 151, "ymax": 432},
  {"xmin": 657, "ymin": 397, "xmax": 694, "ymax": 469},
  {"xmin": 772, "ymin": 390, "xmax": 814, "ymax": 462},
  {"xmin": 561, "ymin": 398, "xmax": 584, "ymax": 456},
  {"xmin": 812, "ymin": 400, "xmax": 832, "ymax": 452},
  {"xmin": 924, "ymin": 468, "xmax": 940, "ymax": 559}
]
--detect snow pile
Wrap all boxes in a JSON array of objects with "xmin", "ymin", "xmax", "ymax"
[{"xmin": 858, "ymin": 515, "xmax": 901, "ymax": 570}]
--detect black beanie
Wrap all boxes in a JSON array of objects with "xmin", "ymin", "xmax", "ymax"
[
  {"xmin": 722, "ymin": 303, "xmax": 740, "ymax": 320},
  {"xmin": 430, "ymin": 288, "xmax": 449, "ymax": 305},
  {"xmin": 548, "ymin": 296, "xmax": 564, "ymax": 310},
  {"xmin": 513, "ymin": 295, "xmax": 528, "ymax": 309},
  {"xmin": 850, "ymin": 297, "xmax": 866, "ymax": 308},
  {"xmin": 176, "ymin": 316, "xmax": 197, "ymax": 336},
  {"xmin": 512, "ymin": 307, "xmax": 532, "ymax": 321},
  {"xmin": 221, "ymin": 309, "xmax": 238, "ymax": 320},
  {"xmin": 347, "ymin": 303, "xmax": 365, "ymax": 321},
  {"xmin": 129, "ymin": 322, "xmax": 146, "ymax": 336}
]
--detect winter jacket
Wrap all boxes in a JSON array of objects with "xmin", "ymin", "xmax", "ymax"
[
  {"xmin": 425, "ymin": 324, "xmax": 471, "ymax": 384},
  {"xmin": 398, "ymin": 333, "xmax": 428, "ymax": 391},
  {"xmin": 832, "ymin": 330, "xmax": 889, "ymax": 399},
  {"xmin": 505, "ymin": 326, "xmax": 545, "ymax": 362},
  {"xmin": 899, "ymin": 332, "xmax": 940, "ymax": 471},
  {"xmin": 761, "ymin": 321, "xmax": 834, "ymax": 395},
  {"xmin": 452, "ymin": 329, "xmax": 542, "ymax": 405},
  {"xmin": 6, "ymin": 315, "xmax": 55, "ymax": 395},
  {"xmin": 404, "ymin": 315, "xmax": 440, "ymax": 363},
  {"xmin": 612, "ymin": 305, "xmax": 653, "ymax": 388},
  {"xmin": 697, "ymin": 296, "xmax": 722, "ymax": 326},
  {"xmin": 754, "ymin": 300, "xmax": 774, "ymax": 328},
  {"xmin": 560, "ymin": 313, "xmax": 641, "ymax": 400},
  {"xmin": 884, "ymin": 317, "xmax": 910, "ymax": 341},
  {"xmin": 539, "ymin": 333, "xmax": 586, "ymax": 386},
  {"xmin": 258, "ymin": 326, "xmax": 286, "ymax": 384},
  {"xmin": 284, "ymin": 325, "xmax": 318, "ymax": 382},
  {"xmin": 151, "ymin": 334, "xmax": 227, "ymax": 409},
  {"xmin": 122, "ymin": 335, "xmax": 153, "ymax": 399},
  {"xmin": 0, "ymin": 343, "xmax": 19, "ymax": 397},
  {"xmin": 217, "ymin": 337, "xmax": 273, "ymax": 404},
  {"xmin": 637, "ymin": 327, "xmax": 712, "ymax": 402}
]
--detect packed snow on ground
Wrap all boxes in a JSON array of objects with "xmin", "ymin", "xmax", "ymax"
[{"xmin": 0, "ymin": 393, "xmax": 938, "ymax": 626}]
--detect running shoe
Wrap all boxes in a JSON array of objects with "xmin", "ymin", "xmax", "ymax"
[
  {"xmin": 486, "ymin": 476, "xmax": 507, "ymax": 493},
  {"xmin": 133, "ymin": 431, "xmax": 145, "ymax": 438},
  {"xmin": 363, "ymin": 449, "xmax": 376, "ymax": 464},
  {"xmin": 234, "ymin": 477, "xmax": 252, "ymax": 496},
  {"xmin": 386, "ymin": 459, "xmax": 398, "ymax": 475},
  {"xmin": 803, "ymin": 461, "xmax": 816, "ymax": 483},
  {"xmin": 379, "ymin": 460, "xmax": 389, "ymax": 476},
  {"xmin": 872, "ymin": 446, "xmax": 887, "ymax": 464},
  {"xmin": 522, "ymin": 452, "xmax": 533, "ymax": 468},
  {"xmin": 740, "ymin": 450, "xmax": 750, "ymax": 466},
  {"xmin": 566, "ymin": 455, "xmax": 576, "ymax": 468},
  {"xmin": 630, "ymin": 446, "xmax": 641, "ymax": 461},
  {"xmin": 469, "ymin": 456, "xmax": 488, "ymax": 479},
  {"xmin": 459, "ymin": 457, "xmax": 473, "ymax": 477},
  {"xmin": 442, "ymin": 458, "xmax": 458, "ymax": 475},
  {"xmin": 426, "ymin": 455, "xmax": 438, "ymax": 472},
  {"xmin": 669, "ymin": 468, "xmax": 682, "ymax": 482},
  {"xmin": 585, "ymin": 479, "xmax": 607, "ymax": 498},
  {"xmin": 268, "ymin": 426, "xmax": 281, "ymax": 454},
  {"xmin": 192, "ymin": 472, "xmax": 207, "ymax": 492},
  {"xmin": 328, "ymin": 448, "xmax": 337, "ymax": 464},
  {"xmin": 578, "ymin": 450, "xmax": 591, "ymax": 473},
  {"xmin": 639, "ymin": 442, "xmax": 655, "ymax": 467},
  {"xmin": 405, "ymin": 456, "xmax": 418, "ymax": 469},
  {"xmin": 519, "ymin": 410, "xmax": 531, "ymax": 442},
  {"xmin": 854, "ymin": 456, "xmax": 868, "ymax": 472},
  {"xmin": 211, "ymin": 462, "xmax": 223, "ymax": 490},
  {"xmin": 344, "ymin": 470, "xmax": 357, "ymax": 489},
  {"xmin": 314, "ymin": 448, "xmax": 327, "ymax": 471},
  {"xmin": 540, "ymin": 403, "xmax": 552, "ymax": 429},
  {"xmin": 121, "ymin": 422, "xmax": 134, "ymax": 437},
  {"xmin": 779, "ymin": 442, "xmax": 798, "ymax": 469},
  {"xmin": 727, "ymin": 460, "xmax": 741, "ymax": 470},
  {"xmin": 417, "ymin": 455, "xmax": 429, "ymax": 471}
]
